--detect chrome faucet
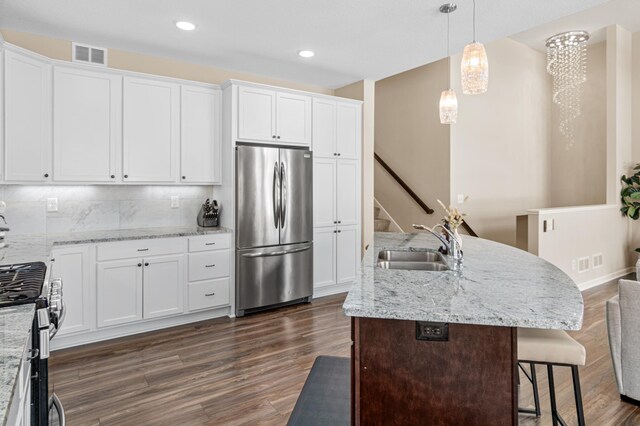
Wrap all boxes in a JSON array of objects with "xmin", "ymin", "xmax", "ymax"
[{"xmin": 412, "ymin": 223, "xmax": 463, "ymax": 266}]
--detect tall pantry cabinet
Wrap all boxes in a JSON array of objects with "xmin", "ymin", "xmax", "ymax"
[{"xmin": 312, "ymin": 98, "xmax": 362, "ymax": 296}]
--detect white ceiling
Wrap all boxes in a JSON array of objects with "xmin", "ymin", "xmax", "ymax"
[
  {"xmin": 512, "ymin": 0, "xmax": 640, "ymax": 51},
  {"xmin": 0, "ymin": 0, "xmax": 611, "ymax": 88}
]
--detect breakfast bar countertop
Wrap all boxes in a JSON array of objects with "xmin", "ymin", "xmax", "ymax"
[{"xmin": 343, "ymin": 232, "xmax": 584, "ymax": 330}]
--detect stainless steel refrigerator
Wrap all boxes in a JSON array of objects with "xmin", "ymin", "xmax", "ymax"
[{"xmin": 235, "ymin": 144, "xmax": 313, "ymax": 316}]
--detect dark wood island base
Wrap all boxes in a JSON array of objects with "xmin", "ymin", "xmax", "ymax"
[{"xmin": 351, "ymin": 317, "xmax": 518, "ymax": 425}]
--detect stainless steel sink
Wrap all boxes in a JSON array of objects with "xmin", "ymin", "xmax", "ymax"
[
  {"xmin": 376, "ymin": 250, "xmax": 449, "ymax": 271},
  {"xmin": 376, "ymin": 261, "xmax": 449, "ymax": 271}
]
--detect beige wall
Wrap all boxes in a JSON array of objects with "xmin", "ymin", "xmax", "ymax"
[
  {"xmin": 335, "ymin": 80, "xmax": 375, "ymax": 253},
  {"xmin": 374, "ymin": 58, "xmax": 451, "ymax": 232},
  {"xmin": 0, "ymin": 29, "xmax": 333, "ymax": 95},
  {"xmin": 549, "ymin": 42, "xmax": 607, "ymax": 207},
  {"xmin": 450, "ymin": 38, "xmax": 553, "ymax": 246}
]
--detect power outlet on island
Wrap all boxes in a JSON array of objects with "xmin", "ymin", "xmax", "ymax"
[
  {"xmin": 47, "ymin": 198, "xmax": 58, "ymax": 212},
  {"xmin": 416, "ymin": 321, "xmax": 449, "ymax": 341}
]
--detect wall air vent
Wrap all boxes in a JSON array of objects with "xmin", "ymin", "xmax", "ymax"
[
  {"xmin": 72, "ymin": 43, "xmax": 107, "ymax": 66},
  {"xmin": 577, "ymin": 256, "xmax": 590, "ymax": 273}
]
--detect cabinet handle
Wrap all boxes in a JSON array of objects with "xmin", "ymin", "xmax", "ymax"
[
  {"xmin": 205, "ymin": 292, "xmax": 216, "ymax": 297},
  {"xmin": 182, "ymin": 176, "xmax": 186, "ymax": 179},
  {"xmin": 27, "ymin": 349, "xmax": 39, "ymax": 361},
  {"xmin": 205, "ymin": 264, "xmax": 216, "ymax": 268},
  {"xmin": 333, "ymin": 230, "xmax": 337, "ymax": 233},
  {"xmin": 333, "ymin": 221, "xmax": 337, "ymax": 224},
  {"xmin": 338, "ymin": 220, "xmax": 341, "ymax": 224},
  {"xmin": 205, "ymin": 242, "xmax": 216, "ymax": 246},
  {"xmin": 44, "ymin": 173, "xmax": 49, "ymax": 178},
  {"xmin": 272, "ymin": 135, "xmax": 276, "ymax": 139},
  {"xmin": 145, "ymin": 262, "xmax": 149, "ymax": 266},
  {"xmin": 277, "ymin": 136, "xmax": 280, "ymax": 139},
  {"xmin": 138, "ymin": 263, "xmax": 142, "ymax": 267},
  {"xmin": 110, "ymin": 174, "xmax": 115, "ymax": 179},
  {"xmin": 338, "ymin": 230, "xmax": 342, "ymax": 233},
  {"xmin": 337, "ymin": 153, "xmax": 341, "ymax": 156},
  {"xmin": 137, "ymin": 248, "xmax": 149, "ymax": 252},
  {"xmin": 333, "ymin": 153, "xmax": 337, "ymax": 156},
  {"xmin": 124, "ymin": 174, "xmax": 129, "ymax": 178}
]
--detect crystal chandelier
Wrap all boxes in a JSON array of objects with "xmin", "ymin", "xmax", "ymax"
[
  {"xmin": 461, "ymin": 0, "xmax": 488, "ymax": 94},
  {"xmin": 439, "ymin": 3, "xmax": 458, "ymax": 125},
  {"xmin": 546, "ymin": 31, "xmax": 589, "ymax": 149}
]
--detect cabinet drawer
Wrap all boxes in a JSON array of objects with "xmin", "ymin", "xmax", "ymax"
[
  {"xmin": 188, "ymin": 278, "xmax": 230, "ymax": 311},
  {"xmin": 97, "ymin": 238, "xmax": 186, "ymax": 261},
  {"xmin": 188, "ymin": 251, "xmax": 229, "ymax": 282},
  {"xmin": 188, "ymin": 234, "xmax": 230, "ymax": 252}
]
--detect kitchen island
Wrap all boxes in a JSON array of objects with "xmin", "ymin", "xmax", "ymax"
[{"xmin": 343, "ymin": 232, "xmax": 583, "ymax": 425}]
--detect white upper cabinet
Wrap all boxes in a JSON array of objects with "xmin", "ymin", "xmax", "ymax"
[
  {"xmin": 312, "ymin": 99, "xmax": 337, "ymax": 158},
  {"xmin": 123, "ymin": 77, "xmax": 179, "ymax": 183},
  {"xmin": 238, "ymin": 85, "xmax": 311, "ymax": 146},
  {"xmin": 53, "ymin": 66, "xmax": 121, "ymax": 182},
  {"xmin": 313, "ymin": 158, "xmax": 337, "ymax": 228},
  {"xmin": 336, "ymin": 159, "xmax": 359, "ymax": 226},
  {"xmin": 276, "ymin": 92, "xmax": 311, "ymax": 145},
  {"xmin": 336, "ymin": 102, "xmax": 360, "ymax": 159},
  {"xmin": 238, "ymin": 86, "xmax": 276, "ymax": 142},
  {"xmin": 181, "ymin": 85, "xmax": 221, "ymax": 184},
  {"xmin": 4, "ymin": 49, "xmax": 52, "ymax": 182}
]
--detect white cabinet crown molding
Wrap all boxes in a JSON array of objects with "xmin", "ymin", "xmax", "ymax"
[{"xmin": 222, "ymin": 79, "xmax": 363, "ymax": 105}]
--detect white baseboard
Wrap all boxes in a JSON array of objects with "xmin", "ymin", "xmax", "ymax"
[
  {"xmin": 52, "ymin": 306, "xmax": 231, "ymax": 350},
  {"xmin": 313, "ymin": 282, "xmax": 353, "ymax": 298},
  {"xmin": 578, "ymin": 267, "xmax": 634, "ymax": 291}
]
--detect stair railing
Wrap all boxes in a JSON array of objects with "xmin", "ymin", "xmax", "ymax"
[{"xmin": 374, "ymin": 152, "xmax": 478, "ymax": 238}]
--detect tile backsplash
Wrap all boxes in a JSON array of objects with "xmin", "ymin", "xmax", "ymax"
[{"xmin": 0, "ymin": 186, "xmax": 214, "ymax": 235}]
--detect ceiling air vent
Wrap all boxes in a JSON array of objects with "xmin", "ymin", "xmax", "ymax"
[{"xmin": 72, "ymin": 42, "xmax": 107, "ymax": 66}]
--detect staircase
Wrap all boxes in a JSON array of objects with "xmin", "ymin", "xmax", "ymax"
[{"xmin": 374, "ymin": 206, "xmax": 391, "ymax": 232}]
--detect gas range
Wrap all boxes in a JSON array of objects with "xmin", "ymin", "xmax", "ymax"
[{"xmin": 0, "ymin": 261, "xmax": 66, "ymax": 425}]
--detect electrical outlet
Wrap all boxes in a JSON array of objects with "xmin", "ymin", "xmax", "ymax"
[
  {"xmin": 0, "ymin": 201, "xmax": 6, "ymax": 214},
  {"xmin": 572, "ymin": 259, "xmax": 577, "ymax": 271},
  {"xmin": 457, "ymin": 194, "xmax": 466, "ymax": 203},
  {"xmin": 47, "ymin": 198, "xmax": 58, "ymax": 212},
  {"xmin": 171, "ymin": 196, "xmax": 179, "ymax": 208}
]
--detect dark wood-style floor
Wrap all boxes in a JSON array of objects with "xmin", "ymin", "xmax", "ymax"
[{"xmin": 50, "ymin": 281, "xmax": 640, "ymax": 425}]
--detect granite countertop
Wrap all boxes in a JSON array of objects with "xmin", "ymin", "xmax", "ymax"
[
  {"xmin": 0, "ymin": 225, "xmax": 232, "ymax": 423},
  {"xmin": 343, "ymin": 232, "xmax": 584, "ymax": 330},
  {"xmin": 0, "ymin": 304, "xmax": 35, "ymax": 426},
  {"xmin": 0, "ymin": 225, "xmax": 232, "ymax": 265}
]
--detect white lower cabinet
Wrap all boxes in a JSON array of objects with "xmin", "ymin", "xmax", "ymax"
[
  {"xmin": 143, "ymin": 254, "xmax": 184, "ymax": 319},
  {"xmin": 313, "ymin": 227, "xmax": 337, "ymax": 288},
  {"xmin": 188, "ymin": 278, "xmax": 230, "ymax": 311},
  {"xmin": 50, "ymin": 245, "xmax": 92, "ymax": 335},
  {"xmin": 97, "ymin": 258, "xmax": 144, "ymax": 327},
  {"xmin": 52, "ymin": 235, "xmax": 232, "ymax": 348},
  {"xmin": 313, "ymin": 225, "xmax": 360, "ymax": 291}
]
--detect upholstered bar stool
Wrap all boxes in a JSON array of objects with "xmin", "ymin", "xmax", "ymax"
[{"xmin": 517, "ymin": 328, "xmax": 587, "ymax": 426}]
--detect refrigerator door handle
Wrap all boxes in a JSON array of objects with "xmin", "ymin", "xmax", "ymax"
[
  {"xmin": 241, "ymin": 244, "xmax": 312, "ymax": 258},
  {"xmin": 280, "ymin": 161, "xmax": 287, "ymax": 228},
  {"xmin": 273, "ymin": 161, "xmax": 280, "ymax": 229}
]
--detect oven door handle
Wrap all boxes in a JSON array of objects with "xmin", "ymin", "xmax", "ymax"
[
  {"xmin": 49, "ymin": 393, "xmax": 66, "ymax": 426},
  {"xmin": 49, "ymin": 300, "xmax": 66, "ymax": 340}
]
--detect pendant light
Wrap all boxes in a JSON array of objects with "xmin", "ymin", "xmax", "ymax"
[
  {"xmin": 439, "ymin": 3, "xmax": 458, "ymax": 125},
  {"xmin": 461, "ymin": 0, "xmax": 488, "ymax": 94}
]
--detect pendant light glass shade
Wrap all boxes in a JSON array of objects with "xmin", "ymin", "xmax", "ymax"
[
  {"xmin": 461, "ymin": 42, "xmax": 488, "ymax": 94},
  {"xmin": 439, "ymin": 89, "xmax": 458, "ymax": 124}
]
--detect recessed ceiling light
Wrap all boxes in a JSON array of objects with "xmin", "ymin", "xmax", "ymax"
[
  {"xmin": 176, "ymin": 21, "xmax": 197, "ymax": 31},
  {"xmin": 298, "ymin": 50, "xmax": 315, "ymax": 58}
]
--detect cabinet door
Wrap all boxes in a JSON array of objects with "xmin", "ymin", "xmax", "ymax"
[
  {"xmin": 50, "ymin": 246, "xmax": 92, "ymax": 336},
  {"xmin": 313, "ymin": 227, "xmax": 337, "ymax": 289},
  {"xmin": 313, "ymin": 158, "xmax": 337, "ymax": 228},
  {"xmin": 181, "ymin": 85, "xmax": 221, "ymax": 184},
  {"xmin": 336, "ymin": 159, "xmax": 359, "ymax": 226},
  {"xmin": 312, "ymin": 98, "xmax": 337, "ymax": 158},
  {"xmin": 123, "ymin": 77, "xmax": 179, "ymax": 182},
  {"xmin": 4, "ymin": 50, "xmax": 52, "ymax": 182},
  {"xmin": 336, "ymin": 102, "xmax": 360, "ymax": 159},
  {"xmin": 143, "ymin": 254, "xmax": 184, "ymax": 319},
  {"xmin": 53, "ymin": 66, "xmax": 121, "ymax": 182},
  {"xmin": 276, "ymin": 92, "xmax": 311, "ymax": 145},
  {"xmin": 336, "ymin": 225, "xmax": 359, "ymax": 284},
  {"xmin": 97, "ymin": 259, "xmax": 143, "ymax": 327},
  {"xmin": 237, "ymin": 86, "xmax": 275, "ymax": 142}
]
